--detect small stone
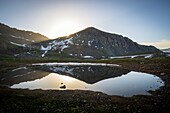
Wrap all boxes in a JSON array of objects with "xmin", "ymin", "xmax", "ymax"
[
  {"xmin": 160, "ymin": 73, "xmax": 165, "ymax": 75},
  {"xmin": 60, "ymin": 85, "xmax": 66, "ymax": 89}
]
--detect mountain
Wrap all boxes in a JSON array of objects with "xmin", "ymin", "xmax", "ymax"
[
  {"xmin": 161, "ymin": 48, "xmax": 170, "ymax": 53},
  {"xmin": 0, "ymin": 65, "xmax": 130, "ymax": 85},
  {"xmin": 160, "ymin": 48, "xmax": 170, "ymax": 57},
  {"xmin": 0, "ymin": 23, "xmax": 160, "ymax": 58},
  {"xmin": 0, "ymin": 23, "xmax": 48, "ymax": 56},
  {"xmin": 31, "ymin": 27, "xmax": 160, "ymax": 59}
]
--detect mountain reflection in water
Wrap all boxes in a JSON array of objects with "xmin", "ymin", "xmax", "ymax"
[{"xmin": 0, "ymin": 63, "xmax": 164, "ymax": 97}]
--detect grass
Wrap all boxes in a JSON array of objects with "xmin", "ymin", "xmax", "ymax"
[
  {"xmin": 0, "ymin": 55, "xmax": 169, "ymax": 64},
  {"xmin": 0, "ymin": 55, "xmax": 169, "ymax": 71}
]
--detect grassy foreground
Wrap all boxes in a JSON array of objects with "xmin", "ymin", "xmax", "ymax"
[{"xmin": 0, "ymin": 57, "xmax": 170, "ymax": 113}]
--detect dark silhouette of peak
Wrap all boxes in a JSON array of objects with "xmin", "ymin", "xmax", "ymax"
[
  {"xmin": 0, "ymin": 23, "xmax": 48, "ymax": 56},
  {"xmin": 80, "ymin": 27, "xmax": 106, "ymax": 34},
  {"xmin": 0, "ymin": 23, "xmax": 161, "ymax": 58},
  {"xmin": 49, "ymin": 26, "xmax": 161, "ymax": 59},
  {"xmin": 84, "ymin": 27, "xmax": 99, "ymax": 31}
]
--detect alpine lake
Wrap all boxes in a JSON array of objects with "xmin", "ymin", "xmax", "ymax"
[{"xmin": 0, "ymin": 62, "xmax": 164, "ymax": 97}]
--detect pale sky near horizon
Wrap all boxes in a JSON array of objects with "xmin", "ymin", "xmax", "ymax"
[{"xmin": 0, "ymin": 0, "xmax": 170, "ymax": 49}]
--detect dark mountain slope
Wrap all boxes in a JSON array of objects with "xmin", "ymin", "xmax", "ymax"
[
  {"xmin": 0, "ymin": 23, "xmax": 160, "ymax": 58},
  {"xmin": 33, "ymin": 27, "xmax": 160, "ymax": 59},
  {"xmin": 0, "ymin": 23, "xmax": 48, "ymax": 56}
]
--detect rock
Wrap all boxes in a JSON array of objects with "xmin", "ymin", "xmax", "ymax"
[
  {"xmin": 60, "ymin": 85, "xmax": 66, "ymax": 89},
  {"xmin": 160, "ymin": 73, "xmax": 165, "ymax": 75}
]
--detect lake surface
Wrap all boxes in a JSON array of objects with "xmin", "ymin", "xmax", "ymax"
[{"xmin": 0, "ymin": 63, "xmax": 164, "ymax": 97}]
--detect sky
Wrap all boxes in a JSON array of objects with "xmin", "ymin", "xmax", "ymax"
[{"xmin": 0, "ymin": 0, "xmax": 170, "ymax": 49}]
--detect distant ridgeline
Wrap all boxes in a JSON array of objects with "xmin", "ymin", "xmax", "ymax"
[{"xmin": 0, "ymin": 23, "xmax": 161, "ymax": 59}]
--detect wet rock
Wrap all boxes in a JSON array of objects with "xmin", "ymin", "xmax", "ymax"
[{"xmin": 60, "ymin": 85, "xmax": 66, "ymax": 89}]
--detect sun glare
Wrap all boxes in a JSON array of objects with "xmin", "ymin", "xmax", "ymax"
[{"xmin": 49, "ymin": 19, "xmax": 83, "ymax": 39}]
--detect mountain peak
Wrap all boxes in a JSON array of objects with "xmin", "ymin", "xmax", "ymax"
[
  {"xmin": 77, "ymin": 27, "xmax": 106, "ymax": 35},
  {"xmin": 83, "ymin": 27, "xmax": 102, "ymax": 32},
  {"xmin": 85, "ymin": 26, "xmax": 98, "ymax": 30}
]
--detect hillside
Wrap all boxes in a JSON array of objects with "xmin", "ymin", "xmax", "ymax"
[
  {"xmin": 0, "ymin": 23, "xmax": 48, "ymax": 56},
  {"xmin": 0, "ymin": 23, "xmax": 160, "ymax": 58},
  {"xmin": 31, "ymin": 27, "xmax": 160, "ymax": 59}
]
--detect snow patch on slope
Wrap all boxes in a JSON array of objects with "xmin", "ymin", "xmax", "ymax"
[
  {"xmin": 41, "ymin": 45, "xmax": 51, "ymax": 51},
  {"xmin": 10, "ymin": 42, "xmax": 26, "ymax": 47},
  {"xmin": 88, "ymin": 40, "xmax": 94, "ymax": 46},
  {"xmin": 10, "ymin": 35, "xmax": 23, "ymax": 39},
  {"xmin": 40, "ymin": 37, "xmax": 74, "ymax": 57},
  {"xmin": 10, "ymin": 35, "xmax": 34, "ymax": 42},
  {"xmin": 12, "ymin": 67, "xmax": 27, "ymax": 72},
  {"xmin": 161, "ymin": 48, "xmax": 170, "ymax": 53},
  {"xmin": 82, "ymin": 56, "xmax": 94, "ymax": 59},
  {"xmin": 42, "ymin": 51, "xmax": 48, "ymax": 57},
  {"xmin": 109, "ymin": 54, "xmax": 153, "ymax": 59},
  {"xmin": 32, "ymin": 62, "xmax": 120, "ymax": 67}
]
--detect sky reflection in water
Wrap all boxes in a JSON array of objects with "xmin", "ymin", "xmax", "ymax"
[{"xmin": 10, "ymin": 67, "xmax": 164, "ymax": 97}]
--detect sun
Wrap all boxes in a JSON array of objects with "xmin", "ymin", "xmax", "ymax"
[{"xmin": 49, "ymin": 19, "xmax": 83, "ymax": 39}]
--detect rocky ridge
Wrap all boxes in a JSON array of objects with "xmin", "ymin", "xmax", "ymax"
[{"xmin": 0, "ymin": 23, "xmax": 160, "ymax": 59}]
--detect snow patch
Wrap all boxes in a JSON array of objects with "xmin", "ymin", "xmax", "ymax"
[
  {"xmin": 88, "ymin": 40, "xmax": 94, "ymax": 46},
  {"xmin": 95, "ymin": 46, "xmax": 98, "ymax": 49},
  {"xmin": 10, "ymin": 35, "xmax": 22, "ymax": 39},
  {"xmin": 82, "ymin": 56, "xmax": 94, "ymax": 59},
  {"xmin": 12, "ymin": 67, "xmax": 27, "ymax": 72},
  {"xmin": 61, "ymin": 45, "xmax": 69, "ymax": 51},
  {"xmin": 76, "ymin": 34, "xmax": 79, "ymax": 37},
  {"xmin": 41, "ymin": 45, "xmax": 51, "ymax": 51},
  {"xmin": 50, "ymin": 66, "xmax": 74, "ymax": 75},
  {"xmin": 42, "ymin": 51, "xmax": 48, "ymax": 57},
  {"xmin": 144, "ymin": 54, "xmax": 153, "ymax": 58},
  {"xmin": 40, "ymin": 37, "xmax": 74, "ymax": 57},
  {"xmin": 14, "ymin": 54, "xmax": 20, "ymax": 57},
  {"xmin": 110, "ymin": 54, "xmax": 153, "ymax": 59},
  {"xmin": 10, "ymin": 42, "xmax": 26, "ymax": 47},
  {"xmin": 88, "ymin": 41, "xmax": 91, "ymax": 46},
  {"xmin": 10, "ymin": 34, "xmax": 33, "ymax": 42},
  {"xmin": 27, "ymin": 52, "xmax": 31, "ymax": 54},
  {"xmin": 25, "ymin": 39, "xmax": 29, "ymax": 41},
  {"xmin": 161, "ymin": 48, "xmax": 170, "ymax": 53},
  {"xmin": 32, "ymin": 62, "xmax": 120, "ymax": 67}
]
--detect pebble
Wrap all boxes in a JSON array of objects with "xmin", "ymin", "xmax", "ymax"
[{"xmin": 160, "ymin": 73, "xmax": 165, "ymax": 75}]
